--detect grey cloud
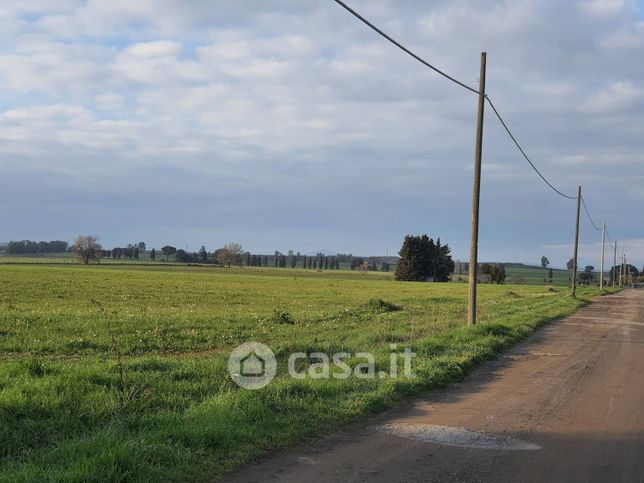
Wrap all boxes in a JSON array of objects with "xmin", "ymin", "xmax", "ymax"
[{"xmin": 0, "ymin": 0, "xmax": 642, "ymax": 267}]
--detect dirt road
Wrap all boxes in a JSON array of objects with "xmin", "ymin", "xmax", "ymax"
[{"xmin": 227, "ymin": 289, "xmax": 644, "ymax": 482}]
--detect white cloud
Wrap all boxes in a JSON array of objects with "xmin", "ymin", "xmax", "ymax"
[
  {"xmin": 126, "ymin": 40, "xmax": 182, "ymax": 58},
  {"xmin": 582, "ymin": 0, "xmax": 625, "ymax": 17},
  {"xmin": 0, "ymin": 0, "xmax": 642, "ymax": 264},
  {"xmin": 585, "ymin": 81, "xmax": 644, "ymax": 112}
]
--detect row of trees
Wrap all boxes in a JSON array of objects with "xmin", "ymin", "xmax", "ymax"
[
  {"xmin": 6, "ymin": 240, "xmax": 68, "ymax": 254},
  {"xmin": 6, "ymin": 237, "xmax": 395, "ymax": 272},
  {"xmin": 146, "ymin": 243, "xmax": 393, "ymax": 271},
  {"xmin": 106, "ymin": 243, "xmax": 146, "ymax": 260}
]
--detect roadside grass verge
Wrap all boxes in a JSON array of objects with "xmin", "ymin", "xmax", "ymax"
[{"xmin": 0, "ymin": 265, "xmax": 616, "ymax": 482}]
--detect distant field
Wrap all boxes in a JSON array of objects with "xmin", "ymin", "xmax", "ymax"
[
  {"xmin": 506, "ymin": 266, "xmax": 572, "ymax": 286},
  {"xmin": 0, "ymin": 255, "xmax": 587, "ymax": 289},
  {"xmin": 0, "ymin": 264, "xmax": 613, "ymax": 481}
]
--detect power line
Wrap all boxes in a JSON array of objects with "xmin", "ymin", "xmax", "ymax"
[
  {"xmin": 580, "ymin": 195, "xmax": 602, "ymax": 232},
  {"xmin": 332, "ymin": 0, "xmax": 480, "ymax": 95},
  {"xmin": 485, "ymin": 97, "xmax": 577, "ymax": 200},
  {"xmin": 332, "ymin": 0, "xmax": 577, "ymax": 201},
  {"xmin": 332, "ymin": 0, "xmax": 619, "ymax": 258}
]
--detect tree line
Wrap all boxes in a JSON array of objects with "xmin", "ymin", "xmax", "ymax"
[{"xmin": 5, "ymin": 240, "xmax": 69, "ymax": 254}]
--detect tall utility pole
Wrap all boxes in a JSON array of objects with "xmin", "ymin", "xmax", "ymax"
[
  {"xmin": 612, "ymin": 241, "xmax": 617, "ymax": 287},
  {"xmin": 600, "ymin": 222, "xmax": 606, "ymax": 289},
  {"xmin": 571, "ymin": 186, "xmax": 582, "ymax": 296},
  {"xmin": 467, "ymin": 52, "xmax": 487, "ymax": 326}
]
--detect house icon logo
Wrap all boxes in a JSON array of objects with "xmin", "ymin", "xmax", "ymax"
[{"xmin": 228, "ymin": 342, "xmax": 277, "ymax": 389}]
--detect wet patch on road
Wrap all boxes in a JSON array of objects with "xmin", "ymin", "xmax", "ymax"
[{"xmin": 374, "ymin": 424, "xmax": 541, "ymax": 451}]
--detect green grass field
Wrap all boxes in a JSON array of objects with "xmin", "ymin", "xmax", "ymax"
[
  {"xmin": 0, "ymin": 254, "xmax": 584, "ymax": 288},
  {"xmin": 505, "ymin": 266, "xmax": 572, "ymax": 286},
  {"xmin": 0, "ymin": 264, "xmax": 613, "ymax": 481}
]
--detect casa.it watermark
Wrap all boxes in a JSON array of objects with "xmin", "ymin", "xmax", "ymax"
[{"xmin": 228, "ymin": 342, "xmax": 416, "ymax": 390}]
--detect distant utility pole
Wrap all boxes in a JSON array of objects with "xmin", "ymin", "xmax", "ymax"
[
  {"xmin": 612, "ymin": 241, "xmax": 617, "ymax": 287},
  {"xmin": 600, "ymin": 222, "xmax": 606, "ymax": 289},
  {"xmin": 467, "ymin": 51, "xmax": 487, "ymax": 326},
  {"xmin": 571, "ymin": 186, "xmax": 582, "ymax": 296}
]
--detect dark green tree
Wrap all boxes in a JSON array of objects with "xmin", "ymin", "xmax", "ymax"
[
  {"xmin": 395, "ymin": 234, "xmax": 454, "ymax": 282},
  {"xmin": 394, "ymin": 236, "xmax": 425, "ymax": 281},
  {"xmin": 541, "ymin": 256, "xmax": 550, "ymax": 269}
]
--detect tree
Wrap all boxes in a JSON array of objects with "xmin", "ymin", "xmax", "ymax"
[
  {"xmin": 541, "ymin": 256, "xmax": 550, "ymax": 269},
  {"xmin": 480, "ymin": 263, "xmax": 506, "ymax": 284},
  {"xmin": 394, "ymin": 234, "xmax": 454, "ymax": 282},
  {"xmin": 609, "ymin": 264, "xmax": 639, "ymax": 284},
  {"xmin": 216, "ymin": 242, "xmax": 243, "ymax": 267},
  {"xmin": 494, "ymin": 265, "xmax": 507, "ymax": 284},
  {"xmin": 579, "ymin": 265, "xmax": 595, "ymax": 285},
  {"xmin": 432, "ymin": 238, "xmax": 454, "ymax": 282},
  {"xmin": 161, "ymin": 245, "xmax": 176, "ymax": 261},
  {"xmin": 150, "ymin": 248, "xmax": 156, "ymax": 261},
  {"xmin": 73, "ymin": 235, "xmax": 102, "ymax": 264},
  {"xmin": 566, "ymin": 258, "xmax": 574, "ymax": 270},
  {"xmin": 198, "ymin": 246, "xmax": 208, "ymax": 263},
  {"xmin": 137, "ymin": 242, "xmax": 146, "ymax": 252},
  {"xmin": 175, "ymin": 249, "xmax": 188, "ymax": 263}
]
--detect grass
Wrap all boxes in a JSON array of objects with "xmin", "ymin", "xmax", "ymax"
[
  {"xmin": 505, "ymin": 266, "xmax": 572, "ymax": 286},
  {"xmin": 0, "ymin": 264, "xmax": 615, "ymax": 482}
]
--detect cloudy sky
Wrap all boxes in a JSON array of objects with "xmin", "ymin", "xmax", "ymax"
[{"xmin": 0, "ymin": 0, "xmax": 642, "ymax": 268}]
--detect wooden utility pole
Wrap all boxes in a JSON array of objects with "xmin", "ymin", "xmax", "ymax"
[
  {"xmin": 571, "ymin": 186, "xmax": 582, "ymax": 296},
  {"xmin": 612, "ymin": 241, "xmax": 617, "ymax": 287},
  {"xmin": 600, "ymin": 222, "xmax": 606, "ymax": 289},
  {"xmin": 467, "ymin": 52, "xmax": 487, "ymax": 326}
]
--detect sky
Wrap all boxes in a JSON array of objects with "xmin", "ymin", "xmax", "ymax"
[{"xmin": 0, "ymin": 0, "xmax": 642, "ymax": 269}]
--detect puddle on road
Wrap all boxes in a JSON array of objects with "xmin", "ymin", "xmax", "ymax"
[{"xmin": 374, "ymin": 424, "xmax": 541, "ymax": 451}]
